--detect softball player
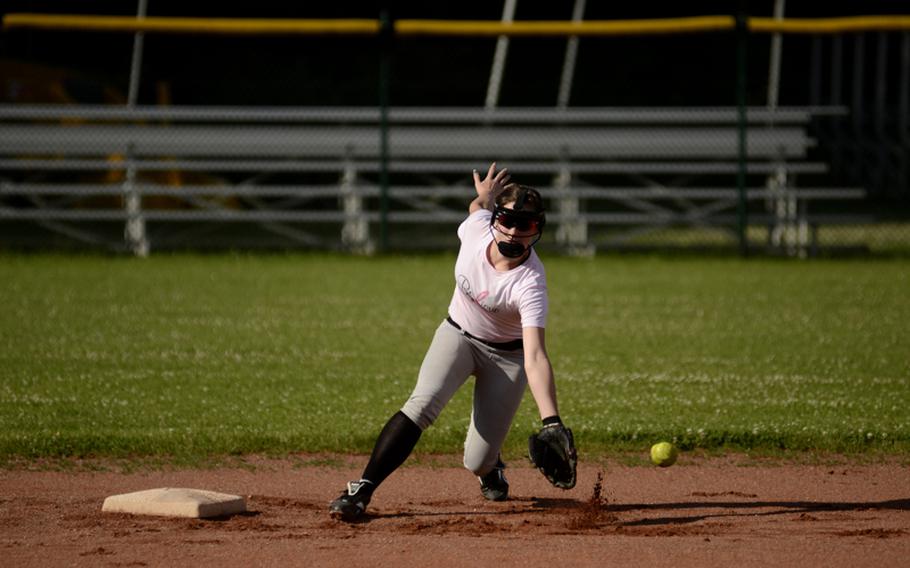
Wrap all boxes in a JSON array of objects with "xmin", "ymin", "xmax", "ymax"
[{"xmin": 330, "ymin": 163, "xmax": 568, "ymax": 522}]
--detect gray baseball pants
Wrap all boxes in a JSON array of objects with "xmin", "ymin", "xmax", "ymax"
[{"xmin": 401, "ymin": 319, "xmax": 527, "ymax": 477}]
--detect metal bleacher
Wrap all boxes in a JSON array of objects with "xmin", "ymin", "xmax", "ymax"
[{"xmin": 0, "ymin": 104, "xmax": 865, "ymax": 255}]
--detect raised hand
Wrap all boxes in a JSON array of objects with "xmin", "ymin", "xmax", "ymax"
[{"xmin": 471, "ymin": 162, "xmax": 511, "ymax": 212}]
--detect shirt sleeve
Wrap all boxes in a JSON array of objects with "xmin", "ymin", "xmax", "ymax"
[
  {"xmin": 518, "ymin": 278, "xmax": 548, "ymax": 329},
  {"xmin": 458, "ymin": 209, "xmax": 492, "ymax": 241}
]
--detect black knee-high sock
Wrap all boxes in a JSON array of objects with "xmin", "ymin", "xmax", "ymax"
[{"xmin": 360, "ymin": 411, "xmax": 422, "ymax": 490}]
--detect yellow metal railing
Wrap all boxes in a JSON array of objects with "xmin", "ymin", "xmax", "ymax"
[
  {"xmin": 4, "ymin": 13, "xmax": 910, "ymax": 36},
  {"xmin": 749, "ymin": 15, "xmax": 910, "ymax": 33},
  {"xmin": 394, "ymin": 16, "xmax": 735, "ymax": 36},
  {"xmin": 1, "ymin": 15, "xmax": 380, "ymax": 35}
]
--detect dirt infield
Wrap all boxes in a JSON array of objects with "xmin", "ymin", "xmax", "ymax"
[{"xmin": 1, "ymin": 455, "xmax": 908, "ymax": 567}]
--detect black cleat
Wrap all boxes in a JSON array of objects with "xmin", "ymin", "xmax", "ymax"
[
  {"xmin": 478, "ymin": 459, "xmax": 509, "ymax": 502},
  {"xmin": 329, "ymin": 480, "xmax": 374, "ymax": 522}
]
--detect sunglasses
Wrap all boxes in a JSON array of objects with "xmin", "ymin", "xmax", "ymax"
[{"xmin": 494, "ymin": 210, "xmax": 542, "ymax": 234}]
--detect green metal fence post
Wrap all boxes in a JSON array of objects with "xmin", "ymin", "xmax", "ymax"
[
  {"xmin": 736, "ymin": 10, "xmax": 750, "ymax": 257},
  {"xmin": 378, "ymin": 8, "xmax": 392, "ymax": 253}
]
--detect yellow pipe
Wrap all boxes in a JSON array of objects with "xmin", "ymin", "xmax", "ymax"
[
  {"xmin": 395, "ymin": 16, "xmax": 736, "ymax": 37},
  {"xmin": 4, "ymin": 13, "xmax": 910, "ymax": 36},
  {"xmin": 750, "ymin": 16, "xmax": 910, "ymax": 33},
  {"xmin": 1, "ymin": 14, "xmax": 380, "ymax": 35}
]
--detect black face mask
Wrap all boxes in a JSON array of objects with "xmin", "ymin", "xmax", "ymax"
[
  {"xmin": 490, "ymin": 187, "xmax": 546, "ymax": 259},
  {"xmin": 496, "ymin": 240, "xmax": 527, "ymax": 258}
]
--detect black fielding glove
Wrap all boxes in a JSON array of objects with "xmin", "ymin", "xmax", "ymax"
[{"xmin": 528, "ymin": 418, "xmax": 577, "ymax": 489}]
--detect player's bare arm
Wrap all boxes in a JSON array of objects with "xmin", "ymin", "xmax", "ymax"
[
  {"xmin": 522, "ymin": 326, "xmax": 559, "ymax": 419},
  {"xmin": 523, "ymin": 325, "xmax": 577, "ymax": 491},
  {"xmin": 469, "ymin": 162, "xmax": 510, "ymax": 213}
]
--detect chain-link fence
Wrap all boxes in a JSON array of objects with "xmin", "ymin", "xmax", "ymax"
[{"xmin": 1, "ymin": 13, "xmax": 908, "ymax": 256}]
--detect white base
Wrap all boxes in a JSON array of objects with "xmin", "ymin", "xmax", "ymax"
[{"xmin": 102, "ymin": 487, "xmax": 246, "ymax": 519}]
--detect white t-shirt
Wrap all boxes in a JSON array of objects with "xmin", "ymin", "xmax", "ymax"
[{"xmin": 447, "ymin": 209, "xmax": 548, "ymax": 342}]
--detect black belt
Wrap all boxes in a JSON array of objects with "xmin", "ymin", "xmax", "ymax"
[{"xmin": 446, "ymin": 316, "xmax": 523, "ymax": 351}]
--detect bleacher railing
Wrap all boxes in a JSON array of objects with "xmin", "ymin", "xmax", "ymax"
[{"xmin": 1, "ymin": 13, "xmax": 908, "ymax": 256}]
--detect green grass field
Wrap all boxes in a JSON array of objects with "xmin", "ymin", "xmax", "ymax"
[{"xmin": 0, "ymin": 253, "xmax": 908, "ymax": 464}]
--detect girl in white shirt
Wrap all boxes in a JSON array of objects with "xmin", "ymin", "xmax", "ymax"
[{"xmin": 330, "ymin": 163, "xmax": 571, "ymax": 522}]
